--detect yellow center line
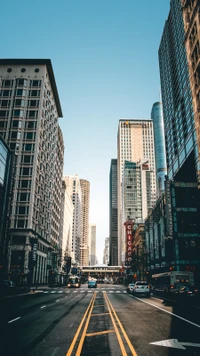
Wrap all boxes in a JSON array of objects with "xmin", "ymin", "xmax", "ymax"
[
  {"xmin": 104, "ymin": 293, "xmax": 127, "ymax": 356},
  {"xmin": 66, "ymin": 292, "xmax": 96, "ymax": 356},
  {"xmin": 105, "ymin": 293, "xmax": 138, "ymax": 356},
  {"xmin": 86, "ymin": 329, "xmax": 115, "ymax": 337},
  {"xmin": 76, "ymin": 292, "xmax": 97, "ymax": 356}
]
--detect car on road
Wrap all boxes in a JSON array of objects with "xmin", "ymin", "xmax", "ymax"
[
  {"xmin": 88, "ymin": 280, "xmax": 97, "ymax": 288},
  {"xmin": 126, "ymin": 283, "xmax": 135, "ymax": 294},
  {"xmin": 175, "ymin": 285, "xmax": 200, "ymax": 303},
  {"xmin": 132, "ymin": 281, "xmax": 151, "ymax": 297}
]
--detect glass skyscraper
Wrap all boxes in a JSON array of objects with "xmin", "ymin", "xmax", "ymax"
[{"xmin": 151, "ymin": 102, "xmax": 167, "ymax": 197}]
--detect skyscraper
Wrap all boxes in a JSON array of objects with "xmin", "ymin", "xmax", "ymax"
[
  {"xmin": 80, "ymin": 179, "xmax": 90, "ymax": 267},
  {"xmin": 63, "ymin": 175, "xmax": 82, "ymax": 265},
  {"xmin": 151, "ymin": 102, "xmax": 167, "ymax": 197},
  {"xmin": 159, "ymin": 0, "xmax": 200, "ymax": 278},
  {"xmin": 117, "ymin": 119, "xmax": 156, "ymax": 265},
  {"xmin": 88, "ymin": 223, "xmax": 96, "ymax": 266},
  {"xmin": 109, "ymin": 159, "xmax": 118, "ymax": 266},
  {"xmin": 0, "ymin": 59, "xmax": 63, "ymax": 285}
]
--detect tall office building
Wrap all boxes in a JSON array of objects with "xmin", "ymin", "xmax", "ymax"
[
  {"xmin": 88, "ymin": 223, "xmax": 96, "ymax": 266},
  {"xmin": 182, "ymin": 0, "xmax": 200, "ymax": 185},
  {"xmin": 63, "ymin": 175, "xmax": 82, "ymax": 265},
  {"xmin": 109, "ymin": 159, "xmax": 118, "ymax": 266},
  {"xmin": 123, "ymin": 160, "xmax": 152, "ymax": 224},
  {"xmin": 80, "ymin": 179, "xmax": 90, "ymax": 267},
  {"xmin": 159, "ymin": 0, "xmax": 200, "ymax": 278},
  {"xmin": 103, "ymin": 237, "xmax": 109, "ymax": 265},
  {"xmin": 0, "ymin": 59, "xmax": 63, "ymax": 285},
  {"xmin": 59, "ymin": 180, "xmax": 74, "ymax": 262},
  {"xmin": 151, "ymin": 102, "xmax": 167, "ymax": 197},
  {"xmin": 0, "ymin": 136, "xmax": 15, "ymax": 278},
  {"xmin": 117, "ymin": 119, "xmax": 156, "ymax": 265}
]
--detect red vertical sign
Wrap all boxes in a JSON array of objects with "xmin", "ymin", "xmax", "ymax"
[{"xmin": 124, "ymin": 220, "xmax": 134, "ymax": 264}]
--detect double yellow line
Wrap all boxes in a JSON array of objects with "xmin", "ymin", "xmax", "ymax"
[{"xmin": 66, "ymin": 292, "xmax": 138, "ymax": 356}]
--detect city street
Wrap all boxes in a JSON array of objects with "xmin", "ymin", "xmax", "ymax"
[{"xmin": 0, "ymin": 283, "xmax": 200, "ymax": 356}]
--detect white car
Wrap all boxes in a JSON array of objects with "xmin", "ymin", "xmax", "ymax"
[{"xmin": 133, "ymin": 281, "xmax": 151, "ymax": 297}]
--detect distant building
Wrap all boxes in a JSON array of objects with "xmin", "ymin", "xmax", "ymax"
[
  {"xmin": 151, "ymin": 102, "xmax": 167, "ymax": 197},
  {"xmin": 59, "ymin": 180, "xmax": 74, "ymax": 263},
  {"xmin": 103, "ymin": 237, "xmax": 109, "ymax": 265},
  {"xmin": 109, "ymin": 159, "xmax": 118, "ymax": 266},
  {"xmin": 88, "ymin": 224, "xmax": 96, "ymax": 266},
  {"xmin": 117, "ymin": 119, "xmax": 156, "ymax": 265},
  {"xmin": 63, "ymin": 175, "xmax": 82, "ymax": 265},
  {"xmin": 80, "ymin": 179, "xmax": 90, "ymax": 266}
]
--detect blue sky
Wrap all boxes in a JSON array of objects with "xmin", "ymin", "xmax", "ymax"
[{"xmin": 2, "ymin": 0, "xmax": 170, "ymax": 263}]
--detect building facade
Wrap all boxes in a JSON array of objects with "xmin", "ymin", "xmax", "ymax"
[
  {"xmin": 117, "ymin": 119, "xmax": 156, "ymax": 265},
  {"xmin": 80, "ymin": 179, "xmax": 90, "ymax": 267},
  {"xmin": 109, "ymin": 159, "xmax": 118, "ymax": 266},
  {"xmin": 0, "ymin": 136, "xmax": 15, "ymax": 279},
  {"xmin": 0, "ymin": 59, "xmax": 63, "ymax": 285},
  {"xmin": 63, "ymin": 175, "xmax": 82, "ymax": 265},
  {"xmin": 158, "ymin": 0, "xmax": 200, "ymax": 280},
  {"xmin": 88, "ymin": 223, "xmax": 96, "ymax": 266},
  {"xmin": 151, "ymin": 102, "xmax": 167, "ymax": 197}
]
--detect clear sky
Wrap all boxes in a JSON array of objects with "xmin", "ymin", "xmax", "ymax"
[{"xmin": 2, "ymin": 0, "xmax": 170, "ymax": 263}]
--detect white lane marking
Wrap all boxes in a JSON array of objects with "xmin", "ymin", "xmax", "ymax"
[
  {"xmin": 109, "ymin": 291, "xmax": 114, "ymax": 293},
  {"xmin": 8, "ymin": 316, "xmax": 21, "ymax": 324},
  {"xmin": 40, "ymin": 305, "xmax": 46, "ymax": 309},
  {"xmin": 65, "ymin": 296, "xmax": 68, "ymax": 298},
  {"xmin": 43, "ymin": 291, "xmax": 49, "ymax": 293},
  {"xmin": 123, "ymin": 291, "xmax": 127, "ymax": 293},
  {"xmin": 65, "ymin": 291, "xmax": 70, "ymax": 293},
  {"xmin": 50, "ymin": 347, "xmax": 60, "ymax": 356},
  {"xmin": 150, "ymin": 339, "xmax": 200, "ymax": 350},
  {"xmin": 51, "ymin": 291, "xmax": 56, "ymax": 294},
  {"xmin": 81, "ymin": 290, "xmax": 85, "ymax": 293},
  {"xmin": 56, "ymin": 299, "xmax": 60, "ymax": 302},
  {"xmin": 134, "ymin": 297, "xmax": 200, "ymax": 329},
  {"xmin": 73, "ymin": 291, "xmax": 78, "ymax": 293},
  {"xmin": 116, "ymin": 291, "xmax": 121, "ymax": 293},
  {"xmin": 69, "ymin": 323, "xmax": 74, "ymax": 328},
  {"xmin": 58, "ymin": 291, "xmax": 63, "ymax": 293}
]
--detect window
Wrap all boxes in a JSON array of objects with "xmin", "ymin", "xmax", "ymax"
[
  {"xmin": 20, "ymin": 167, "xmax": 32, "ymax": 176},
  {"xmin": 2, "ymin": 80, "xmax": 13, "ymax": 87},
  {"xmin": 21, "ymin": 155, "xmax": 33, "ymax": 164},
  {"xmin": 0, "ymin": 90, "xmax": 12, "ymax": 97},
  {"xmin": 24, "ymin": 132, "xmax": 35, "ymax": 140},
  {"xmin": 15, "ymin": 219, "xmax": 27, "ymax": 228},
  {"xmin": 17, "ymin": 192, "xmax": 30, "ymax": 202},
  {"xmin": 28, "ymin": 100, "xmax": 39, "ymax": 108},
  {"xmin": 23, "ymin": 143, "xmax": 34, "ymax": 151},
  {"xmin": 13, "ymin": 109, "xmax": 23, "ymax": 117},
  {"xmin": 16, "ymin": 89, "xmax": 26, "ymax": 97},
  {"xmin": 0, "ymin": 100, "xmax": 10, "ymax": 107},
  {"xmin": 26, "ymin": 110, "xmax": 38, "ymax": 119},
  {"xmin": 30, "ymin": 80, "xmax": 41, "ymax": 87},
  {"xmin": 25, "ymin": 121, "xmax": 37, "ymax": 129},
  {"xmin": 17, "ymin": 78, "xmax": 27, "ymax": 87},
  {"xmin": 29, "ymin": 90, "xmax": 40, "ymax": 97},
  {"xmin": 18, "ymin": 179, "xmax": 31, "ymax": 189},
  {"xmin": 0, "ymin": 110, "xmax": 8, "ymax": 118},
  {"xmin": 15, "ymin": 99, "xmax": 25, "ymax": 107}
]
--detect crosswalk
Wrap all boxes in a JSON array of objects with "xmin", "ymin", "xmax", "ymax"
[{"xmin": 42, "ymin": 289, "xmax": 127, "ymax": 294}]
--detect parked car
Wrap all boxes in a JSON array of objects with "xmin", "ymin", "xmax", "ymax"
[
  {"xmin": 0, "ymin": 280, "xmax": 15, "ymax": 288},
  {"xmin": 126, "ymin": 283, "xmax": 135, "ymax": 294},
  {"xmin": 132, "ymin": 281, "xmax": 151, "ymax": 297},
  {"xmin": 88, "ymin": 280, "xmax": 97, "ymax": 288},
  {"xmin": 175, "ymin": 285, "xmax": 200, "ymax": 303}
]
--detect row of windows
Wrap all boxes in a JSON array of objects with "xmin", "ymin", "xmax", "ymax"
[
  {"xmin": 1, "ymin": 79, "xmax": 41, "ymax": 87},
  {"xmin": 0, "ymin": 89, "xmax": 40, "ymax": 97}
]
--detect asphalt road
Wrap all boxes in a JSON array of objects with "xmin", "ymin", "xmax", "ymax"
[{"xmin": 0, "ymin": 284, "xmax": 200, "ymax": 356}]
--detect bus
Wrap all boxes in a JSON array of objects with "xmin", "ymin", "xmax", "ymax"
[
  {"xmin": 151, "ymin": 271, "xmax": 194, "ymax": 297},
  {"xmin": 67, "ymin": 275, "xmax": 81, "ymax": 288}
]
